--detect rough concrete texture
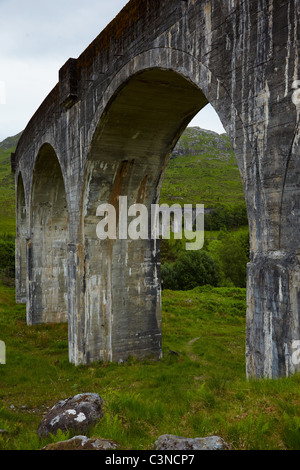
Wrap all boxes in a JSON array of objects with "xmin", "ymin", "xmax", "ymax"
[{"xmin": 14, "ymin": 0, "xmax": 300, "ymax": 378}]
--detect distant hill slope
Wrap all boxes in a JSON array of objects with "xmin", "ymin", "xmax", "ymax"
[
  {"xmin": 0, "ymin": 127, "xmax": 245, "ymax": 235},
  {"xmin": 160, "ymin": 127, "xmax": 244, "ymax": 208},
  {"xmin": 0, "ymin": 132, "xmax": 22, "ymax": 151},
  {"xmin": 0, "ymin": 133, "xmax": 21, "ymax": 235}
]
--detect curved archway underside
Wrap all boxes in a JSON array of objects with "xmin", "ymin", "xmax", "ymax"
[{"xmin": 29, "ymin": 144, "xmax": 69, "ymax": 325}]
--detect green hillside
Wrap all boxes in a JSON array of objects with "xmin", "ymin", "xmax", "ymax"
[
  {"xmin": 161, "ymin": 127, "xmax": 244, "ymax": 208},
  {"xmin": 0, "ymin": 132, "xmax": 21, "ymax": 236}
]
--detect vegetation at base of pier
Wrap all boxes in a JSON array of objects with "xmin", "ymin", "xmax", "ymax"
[
  {"xmin": 161, "ymin": 226, "xmax": 249, "ymax": 290},
  {"xmin": 0, "ymin": 234, "xmax": 15, "ymax": 283},
  {"xmin": 1, "ymin": 281, "xmax": 300, "ymax": 450}
]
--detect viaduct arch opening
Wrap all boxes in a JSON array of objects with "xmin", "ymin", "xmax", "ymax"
[
  {"xmin": 80, "ymin": 68, "xmax": 222, "ymax": 363},
  {"xmin": 29, "ymin": 144, "xmax": 69, "ymax": 325}
]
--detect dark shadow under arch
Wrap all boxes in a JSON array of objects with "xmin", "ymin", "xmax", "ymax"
[{"xmin": 29, "ymin": 144, "xmax": 69, "ymax": 324}]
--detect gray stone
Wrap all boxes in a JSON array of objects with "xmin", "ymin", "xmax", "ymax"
[
  {"xmin": 154, "ymin": 435, "xmax": 230, "ymax": 451},
  {"xmin": 14, "ymin": 0, "xmax": 300, "ymax": 378},
  {"xmin": 42, "ymin": 435, "xmax": 119, "ymax": 451},
  {"xmin": 37, "ymin": 393, "xmax": 104, "ymax": 438}
]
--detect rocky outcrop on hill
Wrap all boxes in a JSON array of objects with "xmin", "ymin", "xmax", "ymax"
[
  {"xmin": 0, "ymin": 132, "xmax": 22, "ymax": 151},
  {"xmin": 172, "ymin": 127, "xmax": 232, "ymax": 160}
]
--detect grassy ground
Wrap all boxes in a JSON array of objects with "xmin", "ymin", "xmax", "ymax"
[
  {"xmin": 1, "ymin": 282, "xmax": 300, "ymax": 450},
  {"xmin": 1, "ymin": 130, "xmax": 299, "ymax": 451}
]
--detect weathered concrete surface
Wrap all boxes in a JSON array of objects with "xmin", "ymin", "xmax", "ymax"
[{"xmin": 14, "ymin": 0, "xmax": 300, "ymax": 378}]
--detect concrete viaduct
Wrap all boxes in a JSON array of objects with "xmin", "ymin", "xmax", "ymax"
[{"xmin": 13, "ymin": 0, "xmax": 300, "ymax": 378}]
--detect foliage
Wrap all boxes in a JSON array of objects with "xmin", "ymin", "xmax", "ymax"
[
  {"xmin": 160, "ymin": 227, "xmax": 250, "ymax": 289},
  {"xmin": 0, "ymin": 282, "xmax": 300, "ymax": 450},
  {"xmin": 160, "ymin": 236, "xmax": 185, "ymax": 264},
  {"xmin": 161, "ymin": 250, "xmax": 220, "ymax": 290},
  {"xmin": 0, "ymin": 234, "xmax": 15, "ymax": 280},
  {"xmin": 206, "ymin": 229, "xmax": 249, "ymax": 288},
  {"xmin": 0, "ymin": 144, "xmax": 17, "ymax": 236},
  {"xmin": 204, "ymin": 203, "xmax": 248, "ymax": 231}
]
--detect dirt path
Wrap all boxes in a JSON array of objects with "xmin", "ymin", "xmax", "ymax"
[{"xmin": 186, "ymin": 337, "xmax": 201, "ymax": 361}]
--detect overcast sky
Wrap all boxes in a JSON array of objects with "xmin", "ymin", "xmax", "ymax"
[{"xmin": 0, "ymin": 0, "xmax": 225, "ymax": 142}]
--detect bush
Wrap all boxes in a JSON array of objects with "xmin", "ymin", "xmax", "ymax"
[
  {"xmin": 204, "ymin": 203, "xmax": 248, "ymax": 231},
  {"xmin": 0, "ymin": 234, "xmax": 15, "ymax": 279},
  {"xmin": 160, "ymin": 237, "xmax": 184, "ymax": 264},
  {"xmin": 207, "ymin": 230, "xmax": 249, "ymax": 288},
  {"xmin": 161, "ymin": 250, "xmax": 220, "ymax": 291}
]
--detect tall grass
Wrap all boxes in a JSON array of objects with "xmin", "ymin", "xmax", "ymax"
[{"xmin": 1, "ymin": 282, "xmax": 300, "ymax": 450}]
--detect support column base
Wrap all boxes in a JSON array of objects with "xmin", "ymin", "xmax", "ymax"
[{"xmin": 246, "ymin": 252, "xmax": 300, "ymax": 379}]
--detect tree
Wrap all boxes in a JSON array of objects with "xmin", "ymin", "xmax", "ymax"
[
  {"xmin": 161, "ymin": 250, "xmax": 220, "ymax": 290},
  {"xmin": 207, "ymin": 230, "xmax": 249, "ymax": 288}
]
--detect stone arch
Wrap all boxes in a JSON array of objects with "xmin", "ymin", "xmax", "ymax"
[
  {"xmin": 29, "ymin": 143, "xmax": 69, "ymax": 324},
  {"xmin": 15, "ymin": 171, "xmax": 27, "ymax": 304},
  {"xmin": 87, "ymin": 48, "xmax": 233, "ymax": 148},
  {"xmin": 79, "ymin": 65, "xmax": 229, "ymax": 364},
  {"xmin": 86, "ymin": 48, "xmax": 262, "ymax": 246}
]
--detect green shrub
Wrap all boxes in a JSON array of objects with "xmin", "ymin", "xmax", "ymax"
[
  {"xmin": 160, "ymin": 237, "xmax": 184, "ymax": 264},
  {"xmin": 0, "ymin": 235, "xmax": 15, "ymax": 278},
  {"xmin": 204, "ymin": 203, "xmax": 248, "ymax": 231},
  {"xmin": 207, "ymin": 230, "xmax": 249, "ymax": 288},
  {"xmin": 283, "ymin": 413, "xmax": 300, "ymax": 450},
  {"xmin": 161, "ymin": 250, "xmax": 220, "ymax": 290}
]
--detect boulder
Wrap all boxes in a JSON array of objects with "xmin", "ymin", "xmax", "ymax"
[
  {"xmin": 154, "ymin": 434, "xmax": 230, "ymax": 450},
  {"xmin": 42, "ymin": 435, "xmax": 119, "ymax": 451},
  {"xmin": 37, "ymin": 393, "xmax": 103, "ymax": 438}
]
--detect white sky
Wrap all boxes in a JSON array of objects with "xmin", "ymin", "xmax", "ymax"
[{"xmin": 0, "ymin": 0, "xmax": 225, "ymax": 142}]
